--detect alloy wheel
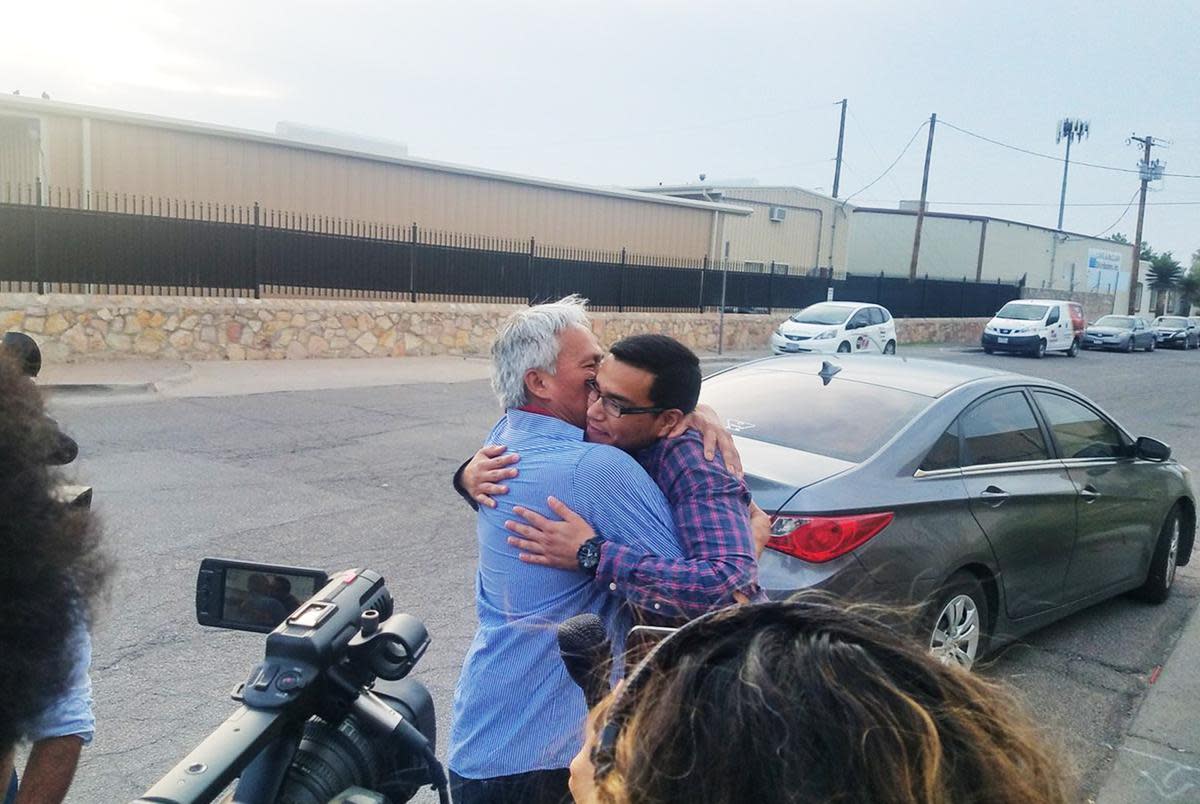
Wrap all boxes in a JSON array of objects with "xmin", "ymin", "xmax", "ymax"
[
  {"xmin": 1166, "ymin": 516, "xmax": 1180, "ymax": 590},
  {"xmin": 930, "ymin": 593, "xmax": 981, "ymax": 668}
]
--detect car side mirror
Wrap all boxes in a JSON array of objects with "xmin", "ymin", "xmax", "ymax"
[{"xmin": 1135, "ymin": 436, "xmax": 1171, "ymax": 462}]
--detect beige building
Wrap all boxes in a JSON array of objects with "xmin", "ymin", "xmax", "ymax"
[
  {"xmin": 0, "ymin": 95, "xmax": 749, "ymax": 260},
  {"xmin": 637, "ymin": 184, "xmax": 850, "ymax": 275},
  {"xmin": 847, "ymin": 207, "xmax": 1133, "ymax": 300}
]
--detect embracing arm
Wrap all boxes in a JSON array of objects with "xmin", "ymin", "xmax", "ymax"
[
  {"xmin": 595, "ymin": 446, "xmax": 761, "ymax": 619},
  {"xmin": 453, "ymin": 445, "xmax": 520, "ymax": 511}
]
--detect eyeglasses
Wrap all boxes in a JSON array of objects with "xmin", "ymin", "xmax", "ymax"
[{"xmin": 586, "ymin": 378, "xmax": 665, "ymax": 418}]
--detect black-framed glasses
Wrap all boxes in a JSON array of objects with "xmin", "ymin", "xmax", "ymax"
[{"xmin": 586, "ymin": 379, "xmax": 666, "ymax": 418}]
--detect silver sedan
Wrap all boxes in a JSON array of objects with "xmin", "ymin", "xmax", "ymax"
[{"xmin": 701, "ymin": 355, "xmax": 1194, "ymax": 669}]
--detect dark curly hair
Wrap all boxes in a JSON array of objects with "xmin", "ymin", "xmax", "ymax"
[
  {"xmin": 579, "ymin": 595, "xmax": 1074, "ymax": 804},
  {"xmin": 0, "ymin": 352, "xmax": 109, "ymax": 755}
]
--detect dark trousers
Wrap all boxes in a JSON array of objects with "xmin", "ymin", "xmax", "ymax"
[{"xmin": 450, "ymin": 768, "xmax": 571, "ymax": 804}]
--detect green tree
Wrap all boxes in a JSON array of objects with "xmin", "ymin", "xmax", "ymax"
[
  {"xmin": 1177, "ymin": 267, "xmax": 1200, "ymax": 315},
  {"xmin": 1109, "ymin": 233, "xmax": 1153, "ymax": 260},
  {"xmin": 1146, "ymin": 252, "xmax": 1183, "ymax": 315}
]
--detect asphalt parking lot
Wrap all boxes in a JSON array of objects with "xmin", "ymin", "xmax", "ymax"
[{"xmin": 44, "ymin": 342, "xmax": 1200, "ymax": 802}]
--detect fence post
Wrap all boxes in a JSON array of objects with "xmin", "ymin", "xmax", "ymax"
[
  {"xmin": 619, "ymin": 247, "xmax": 627, "ymax": 313},
  {"xmin": 33, "ymin": 178, "xmax": 44, "ymax": 294},
  {"xmin": 251, "ymin": 202, "xmax": 261, "ymax": 298},
  {"xmin": 876, "ymin": 271, "xmax": 883, "ymax": 303},
  {"xmin": 527, "ymin": 237, "xmax": 536, "ymax": 305},
  {"xmin": 768, "ymin": 260, "xmax": 775, "ymax": 315},
  {"xmin": 921, "ymin": 273, "xmax": 929, "ymax": 317},
  {"xmin": 698, "ymin": 256, "xmax": 708, "ymax": 313},
  {"xmin": 409, "ymin": 223, "xmax": 418, "ymax": 303},
  {"xmin": 960, "ymin": 276, "xmax": 967, "ymax": 317}
]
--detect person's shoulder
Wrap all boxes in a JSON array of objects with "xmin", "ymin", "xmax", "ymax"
[
  {"xmin": 660, "ymin": 430, "xmax": 729, "ymax": 474},
  {"xmin": 577, "ymin": 441, "xmax": 647, "ymax": 474}
]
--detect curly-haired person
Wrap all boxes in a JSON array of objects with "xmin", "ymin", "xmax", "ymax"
[
  {"xmin": 0, "ymin": 352, "xmax": 108, "ymax": 804},
  {"xmin": 570, "ymin": 596, "xmax": 1075, "ymax": 804}
]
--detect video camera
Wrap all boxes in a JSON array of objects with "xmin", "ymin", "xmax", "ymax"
[{"xmin": 135, "ymin": 559, "xmax": 447, "ymax": 804}]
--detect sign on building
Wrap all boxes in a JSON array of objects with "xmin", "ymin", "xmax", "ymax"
[{"xmin": 1087, "ymin": 248, "xmax": 1125, "ymax": 293}]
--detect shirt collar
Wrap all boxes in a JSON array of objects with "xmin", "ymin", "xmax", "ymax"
[{"xmin": 505, "ymin": 408, "xmax": 586, "ymax": 441}]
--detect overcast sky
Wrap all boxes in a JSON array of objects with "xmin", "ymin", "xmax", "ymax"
[{"xmin": 5, "ymin": 0, "xmax": 1199, "ymax": 263}]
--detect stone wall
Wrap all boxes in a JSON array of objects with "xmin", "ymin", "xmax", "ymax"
[
  {"xmin": 0, "ymin": 293, "xmax": 989, "ymax": 363},
  {"xmin": 1020, "ymin": 287, "xmax": 1116, "ymax": 323}
]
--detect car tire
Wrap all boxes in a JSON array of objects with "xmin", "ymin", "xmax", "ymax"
[
  {"xmin": 1066, "ymin": 338, "xmax": 1079, "ymax": 357},
  {"xmin": 983, "ymin": 345, "xmax": 994, "ymax": 354},
  {"xmin": 928, "ymin": 572, "xmax": 989, "ymax": 670},
  {"xmin": 884, "ymin": 340, "xmax": 896, "ymax": 355},
  {"xmin": 1147, "ymin": 338, "xmax": 1156, "ymax": 352},
  {"xmin": 1033, "ymin": 339, "xmax": 1047, "ymax": 359},
  {"xmin": 1133, "ymin": 504, "xmax": 1183, "ymax": 604},
  {"xmin": 1123, "ymin": 337, "xmax": 1134, "ymax": 353},
  {"xmin": 837, "ymin": 341, "xmax": 851, "ymax": 354}
]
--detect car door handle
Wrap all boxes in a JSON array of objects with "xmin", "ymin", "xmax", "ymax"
[
  {"xmin": 979, "ymin": 486, "xmax": 1010, "ymax": 507},
  {"xmin": 1079, "ymin": 485, "xmax": 1101, "ymax": 503}
]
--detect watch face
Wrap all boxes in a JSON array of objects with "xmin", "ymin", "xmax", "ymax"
[{"xmin": 578, "ymin": 540, "xmax": 601, "ymax": 571}]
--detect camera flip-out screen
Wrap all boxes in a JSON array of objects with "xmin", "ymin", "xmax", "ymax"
[{"xmin": 197, "ymin": 558, "xmax": 329, "ymax": 633}]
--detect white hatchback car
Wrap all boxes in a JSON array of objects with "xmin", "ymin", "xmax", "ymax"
[{"xmin": 769, "ymin": 301, "xmax": 898, "ymax": 355}]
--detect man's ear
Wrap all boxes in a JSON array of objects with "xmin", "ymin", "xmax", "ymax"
[
  {"xmin": 654, "ymin": 409, "xmax": 685, "ymax": 438},
  {"xmin": 525, "ymin": 368, "xmax": 551, "ymax": 404}
]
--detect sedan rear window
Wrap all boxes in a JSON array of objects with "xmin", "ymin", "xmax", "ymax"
[{"xmin": 701, "ymin": 369, "xmax": 931, "ymax": 462}]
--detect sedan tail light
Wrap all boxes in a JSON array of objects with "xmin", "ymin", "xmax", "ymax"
[{"xmin": 767, "ymin": 512, "xmax": 894, "ymax": 563}]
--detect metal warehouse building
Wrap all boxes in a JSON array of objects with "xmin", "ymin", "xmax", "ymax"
[
  {"xmin": 0, "ymin": 95, "xmax": 748, "ymax": 260},
  {"xmin": 638, "ymin": 184, "xmax": 849, "ymax": 277}
]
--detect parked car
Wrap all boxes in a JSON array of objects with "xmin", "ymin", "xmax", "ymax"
[
  {"xmin": 981, "ymin": 299, "xmax": 1083, "ymax": 358},
  {"xmin": 1151, "ymin": 315, "xmax": 1200, "ymax": 349},
  {"xmin": 701, "ymin": 354, "xmax": 1194, "ymax": 669},
  {"xmin": 1082, "ymin": 315, "xmax": 1156, "ymax": 352},
  {"xmin": 769, "ymin": 302, "xmax": 897, "ymax": 356}
]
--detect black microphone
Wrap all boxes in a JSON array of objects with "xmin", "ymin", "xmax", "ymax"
[{"xmin": 558, "ymin": 613, "xmax": 613, "ymax": 709}]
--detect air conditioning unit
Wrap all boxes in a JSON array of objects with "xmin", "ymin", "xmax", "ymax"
[{"xmin": 768, "ymin": 206, "xmax": 786, "ymax": 222}]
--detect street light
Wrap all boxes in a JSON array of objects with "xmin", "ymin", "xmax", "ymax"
[{"xmin": 1056, "ymin": 118, "xmax": 1089, "ymax": 230}]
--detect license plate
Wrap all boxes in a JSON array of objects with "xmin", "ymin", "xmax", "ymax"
[
  {"xmin": 784, "ymin": 344, "xmax": 799, "ymax": 352},
  {"xmin": 997, "ymin": 337, "xmax": 1009, "ymax": 344}
]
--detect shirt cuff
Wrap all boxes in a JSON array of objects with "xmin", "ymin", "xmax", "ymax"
[{"xmin": 595, "ymin": 541, "xmax": 636, "ymax": 591}]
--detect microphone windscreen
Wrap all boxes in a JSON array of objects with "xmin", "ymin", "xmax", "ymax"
[{"xmin": 558, "ymin": 614, "xmax": 612, "ymax": 709}]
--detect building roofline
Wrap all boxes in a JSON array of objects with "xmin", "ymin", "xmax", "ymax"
[
  {"xmin": 633, "ymin": 183, "xmax": 844, "ymax": 205},
  {"xmin": 0, "ymin": 95, "xmax": 752, "ymax": 215},
  {"xmin": 852, "ymin": 206, "xmax": 1116, "ymax": 243}
]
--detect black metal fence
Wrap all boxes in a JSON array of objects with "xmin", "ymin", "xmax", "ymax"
[{"xmin": 0, "ymin": 186, "xmax": 1022, "ymax": 317}]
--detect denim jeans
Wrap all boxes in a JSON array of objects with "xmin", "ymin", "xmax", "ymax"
[{"xmin": 449, "ymin": 768, "xmax": 571, "ymax": 804}]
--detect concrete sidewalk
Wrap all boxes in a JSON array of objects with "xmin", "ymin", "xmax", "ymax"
[
  {"xmin": 37, "ymin": 349, "xmax": 766, "ymax": 398},
  {"xmin": 1096, "ymin": 600, "xmax": 1200, "ymax": 803}
]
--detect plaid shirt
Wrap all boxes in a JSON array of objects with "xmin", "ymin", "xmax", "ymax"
[{"xmin": 596, "ymin": 430, "xmax": 765, "ymax": 621}]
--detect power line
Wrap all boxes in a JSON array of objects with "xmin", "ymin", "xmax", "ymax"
[
  {"xmin": 939, "ymin": 119, "xmax": 1200, "ymax": 179},
  {"xmin": 841, "ymin": 120, "xmax": 929, "ymax": 204},
  {"xmin": 1091, "ymin": 186, "xmax": 1143, "ymax": 238}
]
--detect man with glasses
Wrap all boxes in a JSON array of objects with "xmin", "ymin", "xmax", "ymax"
[{"xmin": 458, "ymin": 333, "xmax": 765, "ymax": 624}]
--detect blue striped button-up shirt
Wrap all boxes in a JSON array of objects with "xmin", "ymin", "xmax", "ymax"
[{"xmin": 447, "ymin": 409, "xmax": 683, "ymax": 779}]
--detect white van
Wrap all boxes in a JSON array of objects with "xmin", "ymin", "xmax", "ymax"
[{"xmin": 981, "ymin": 299, "xmax": 1085, "ymax": 358}]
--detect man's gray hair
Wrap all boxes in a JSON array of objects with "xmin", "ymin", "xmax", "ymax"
[{"xmin": 491, "ymin": 294, "xmax": 590, "ymax": 409}]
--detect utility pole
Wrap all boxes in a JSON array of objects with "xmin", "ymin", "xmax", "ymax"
[
  {"xmin": 908, "ymin": 113, "xmax": 936, "ymax": 280},
  {"xmin": 831, "ymin": 99, "xmax": 847, "ymax": 198},
  {"xmin": 1126, "ymin": 133, "xmax": 1166, "ymax": 315},
  {"xmin": 1056, "ymin": 118, "xmax": 1089, "ymax": 230}
]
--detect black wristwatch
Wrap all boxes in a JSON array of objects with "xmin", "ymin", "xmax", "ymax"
[{"xmin": 577, "ymin": 536, "xmax": 605, "ymax": 576}]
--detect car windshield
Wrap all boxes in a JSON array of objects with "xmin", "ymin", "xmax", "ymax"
[
  {"xmin": 1155, "ymin": 317, "xmax": 1189, "ymax": 328},
  {"xmin": 790, "ymin": 304, "xmax": 853, "ymax": 325},
  {"xmin": 701, "ymin": 367, "xmax": 931, "ymax": 463},
  {"xmin": 1093, "ymin": 316, "xmax": 1133, "ymax": 329},
  {"xmin": 996, "ymin": 303, "xmax": 1049, "ymax": 321}
]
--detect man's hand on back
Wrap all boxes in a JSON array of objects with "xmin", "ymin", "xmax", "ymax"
[
  {"xmin": 506, "ymin": 497, "xmax": 596, "ymax": 570},
  {"xmin": 462, "ymin": 445, "xmax": 520, "ymax": 508},
  {"xmin": 668, "ymin": 403, "xmax": 744, "ymax": 479},
  {"xmin": 748, "ymin": 501, "xmax": 771, "ymax": 559}
]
